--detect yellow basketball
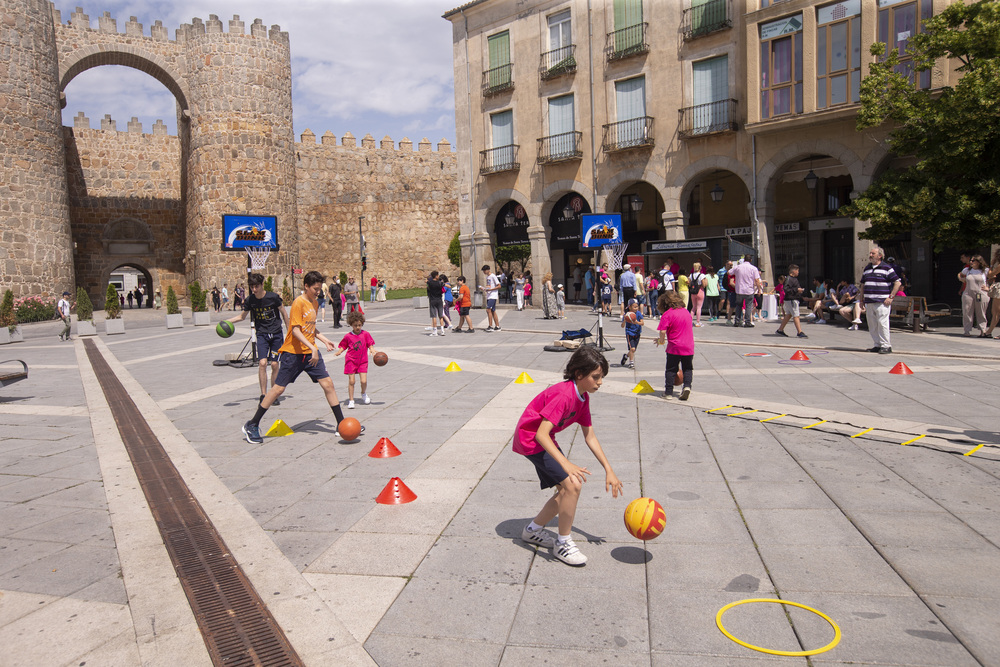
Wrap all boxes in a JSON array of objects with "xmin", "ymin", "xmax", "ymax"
[{"xmin": 624, "ymin": 497, "xmax": 666, "ymax": 541}]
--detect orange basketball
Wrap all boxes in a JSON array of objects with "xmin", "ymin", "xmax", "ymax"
[
  {"xmin": 625, "ymin": 311, "xmax": 638, "ymax": 324},
  {"xmin": 624, "ymin": 497, "xmax": 666, "ymax": 541},
  {"xmin": 674, "ymin": 369, "xmax": 684, "ymax": 386},
  {"xmin": 373, "ymin": 351, "xmax": 388, "ymax": 367},
  {"xmin": 338, "ymin": 417, "xmax": 362, "ymax": 441}
]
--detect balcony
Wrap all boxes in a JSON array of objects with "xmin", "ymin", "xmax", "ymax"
[
  {"xmin": 605, "ymin": 23, "xmax": 649, "ymax": 62},
  {"xmin": 537, "ymin": 131, "xmax": 583, "ymax": 164},
  {"xmin": 480, "ymin": 144, "xmax": 520, "ymax": 174},
  {"xmin": 539, "ymin": 45, "xmax": 577, "ymax": 80},
  {"xmin": 682, "ymin": 0, "xmax": 731, "ymax": 41},
  {"xmin": 678, "ymin": 99, "xmax": 739, "ymax": 139},
  {"xmin": 482, "ymin": 64, "xmax": 513, "ymax": 97},
  {"xmin": 602, "ymin": 116, "xmax": 654, "ymax": 152}
]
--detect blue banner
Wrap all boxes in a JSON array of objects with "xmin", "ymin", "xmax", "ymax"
[{"xmin": 222, "ymin": 215, "xmax": 278, "ymax": 250}]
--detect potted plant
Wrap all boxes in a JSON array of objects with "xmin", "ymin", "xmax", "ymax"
[
  {"xmin": 165, "ymin": 286, "xmax": 184, "ymax": 328},
  {"xmin": 76, "ymin": 287, "xmax": 97, "ymax": 337},
  {"xmin": 104, "ymin": 283, "xmax": 125, "ymax": 335},
  {"xmin": 282, "ymin": 278, "xmax": 294, "ymax": 316},
  {"xmin": 0, "ymin": 289, "xmax": 18, "ymax": 344},
  {"xmin": 190, "ymin": 281, "xmax": 211, "ymax": 326}
]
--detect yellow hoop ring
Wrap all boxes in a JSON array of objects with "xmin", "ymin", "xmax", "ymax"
[{"xmin": 716, "ymin": 598, "xmax": 842, "ymax": 657}]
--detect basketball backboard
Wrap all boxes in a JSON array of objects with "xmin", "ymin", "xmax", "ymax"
[{"xmin": 222, "ymin": 215, "xmax": 279, "ymax": 251}]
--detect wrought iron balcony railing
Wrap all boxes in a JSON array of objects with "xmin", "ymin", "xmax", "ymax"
[
  {"xmin": 601, "ymin": 116, "xmax": 654, "ymax": 152},
  {"xmin": 540, "ymin": 45, "xmax": 577, "ymax": 80},
  {"xmin": 682, "ymin": 0, "xmax": 732, "ymax": 41},
  {"xmin": 537, "ymin": 131, "xmax": 583, "ymax": 164},
  {"xmin": 606, "ymin": 23, "xmax": 649, "ymax": 62},
  {"xmin": 678, "ymin": 99, "xmax": 739, "ymax": 139},
  {"xmin": 480, "ymin": 144, "xmax": 520, "ymax": 174},
  {"xmin": 482, "ymin": 63, "xmax": 513, "ymax": 97}
]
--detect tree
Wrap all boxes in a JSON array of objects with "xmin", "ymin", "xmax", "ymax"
[
  {"xmin": 840, "ymin": 0, "xmax": 1000, "ymax": 250},
  {"xmin": 76, "ymin": 287, "xmax": 93, "ymax": 321},
  {"xmin": 494, "ymin": 243, "xmax": 531, "ymax": 278},
  {"xmin": 105, "ymin": 284, "xmax": 121, "ymax": 319},
  {"xmin": 448, "ymin": 231, "xmax": 461, "ymax": 268},
  {"xmin": 263, "ymin": 276, "xmax": 274, "ymax": 293},
  {"xmin": 165, "ymin": 286, "xmax": 180, "ymax": 315},
  {"xmin": 188, "ymin": 281, "xmax": 207, "ymax": 312},
  {"xmin": 0, "ymin": 290, "xmax": 16, "ymax": 333}
]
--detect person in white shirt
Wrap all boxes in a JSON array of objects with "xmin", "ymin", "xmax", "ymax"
[
  {"xmin": 481, "ymin": 265, "xmax": 502, "ymax": 331},
  {"xmin": 57, "ymin": 291, "xmax": 72, "ymax": 341}
]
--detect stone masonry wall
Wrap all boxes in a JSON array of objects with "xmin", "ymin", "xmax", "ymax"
[{"xmin": 296, "ymin": 132, "xmax": 459, "ymax": 289}]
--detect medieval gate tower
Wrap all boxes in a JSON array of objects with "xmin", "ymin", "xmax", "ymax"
[{"xmin": 0, "ymin": 0, "xmax": 300, "ymax": 300}]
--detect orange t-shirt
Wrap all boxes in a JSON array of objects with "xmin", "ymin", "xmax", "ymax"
[
  {"xmin": 278, "ymin": 294, "xmax": 317, "ymax": 355},
  {"xmin": 458, "ymin": 284, "xmax": 471, "ymax": 308}
]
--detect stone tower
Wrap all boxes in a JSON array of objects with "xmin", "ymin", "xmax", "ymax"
[{"xmin": 0, "ymin": 0, "xmax": 74, "ymax": 296}]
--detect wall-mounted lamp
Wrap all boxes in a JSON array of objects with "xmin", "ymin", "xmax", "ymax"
[
  {"xmin": 563, "ymin": 204, "xmax": 575, "ymax": 219},
  {"xmin": 505, "ymin": 211, "xmax": 515, "ymax": 225},
  {"xmin": 710, "ymin": 183, "xmax": 725, "ymax": 203},
  {"xmin": 630, "ymin": 194, "xmax": 644, "ymax": 212},
  {"xmin": 805, "ymin": 169, "xmax": 819, "ymax": 191}
]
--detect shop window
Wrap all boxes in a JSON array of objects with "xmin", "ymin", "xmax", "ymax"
[{"xmin": 817, "ymin": 1, "xmax": 861, "ymax": 109}]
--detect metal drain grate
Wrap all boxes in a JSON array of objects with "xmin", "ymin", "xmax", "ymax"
[{"xmin": 85, "ymin": 340, "xmax": 304, "ymax": 667}]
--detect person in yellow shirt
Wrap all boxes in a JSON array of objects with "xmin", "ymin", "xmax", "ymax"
[{"xmin": 240, "ymin": 270, "xmax": 361, "ymax": 444}]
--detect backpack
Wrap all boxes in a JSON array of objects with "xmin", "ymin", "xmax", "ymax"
[{"xmin": 689, "ymin": 273, "xmax": 702, "ymax": 296}]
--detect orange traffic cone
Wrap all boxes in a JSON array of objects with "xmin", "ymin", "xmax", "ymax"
[
  {"xmin": 369, "ymin": 437, "xmax": 402, "ymax": 458},
  {"xmin": 790, "ymin": 350, "xmax": 810, "ymax": 361},
  {"xmin": 889, "ymin": 362, "xmax": 913, "ymax": 375},
  {"xmin": 376, "ymin": 477, "xmax": 417, "ymax": 505}
]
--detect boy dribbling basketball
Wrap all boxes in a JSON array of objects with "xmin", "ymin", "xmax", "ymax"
[{"xmin": 515, "ymin": 346, "xmax": 623, "ymax": 566}]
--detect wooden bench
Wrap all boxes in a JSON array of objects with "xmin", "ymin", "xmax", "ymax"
[
  {"xmin": 0, "ymin": 360, "xmax": 28, "ymax": 388},
  {"xmin": 888, "ymin": 296, "xmax": 951, "ymax": 332}
]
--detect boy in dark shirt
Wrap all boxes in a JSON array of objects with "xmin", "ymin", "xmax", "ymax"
[
  {"xmin": 226, "ymin": 272, "xmax": 290, "ymax": 403},
  {"xmin": 775, "ymin": 264, "xmax": 808, "ymax": 338}
]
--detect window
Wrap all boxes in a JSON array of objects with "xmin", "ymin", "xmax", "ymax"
[
  {"xmin": 548, "ymin": 10, "xmax": 571, "ymax": 51},
  {"xmin": 491, "ymin": 109, "xmax": 513, "ymax": 149},
  {"xmin": 613, "ymin": 0, "xmax": 643, "ymax": 53},
  {"xmin": 878, "ymin": 0, "xmax": 933, "ymax": 89},
  {"xmin": 760, "ymin": 14, "xmax": 803, "ymax": 119},
  {"xmin": 542, "ymin": 10, "xmax": 576, "ymax": 75},
  {"xmin": 817, "ymin": 1, "xmax": 861, "ymax": 109},
  {"xmin": 692, "ymin": 55, "xmax": 730, "ymax": 134},
  {"xmin": 616, "ymin": 76, "xmax": 646, "ymax": 145},
  {"xmin": 487, "ymin": 31, "xmax": 512, "ymax": 91},
  {"xmin": 548, "ymin": 94, "xmax": 576, "ymax": 152}
]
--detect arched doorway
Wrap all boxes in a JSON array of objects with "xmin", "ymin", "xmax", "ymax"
[
  {"xmin": 547, "ymin": 193, "xmax": 592, "ymax": 297},
  {"xmin": 107, "ymin": 263, "xmax": 155, "ymax": 310}
]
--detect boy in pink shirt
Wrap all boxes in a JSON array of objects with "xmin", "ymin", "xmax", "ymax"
[
  {"xmin": 656, "ymin": 291, "xmax": 695, "ymax": 400},
  {"xmin": 334, "ymin": 311, "xmax": 378, "ymax": 409},
  {"xmin": 514, "ymin": 347, "xmax": 623, "ymax": 566}
]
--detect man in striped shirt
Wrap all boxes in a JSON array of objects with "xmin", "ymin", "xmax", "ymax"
[{"xmin": 857, "ymin": 247, "xmax": 901, "ymax": 354}]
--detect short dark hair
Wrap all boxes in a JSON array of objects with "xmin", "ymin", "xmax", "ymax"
[
  {"xmin": 429, "ymin": 271, "xmax": 439, "ymax": 280},
  {"xmin": 346, "ymin": 310, "xmax": 365, "ymax": 327},
  {"xmin": 303, "ymin": 270, "xmax": 324, "ymax": 286},
  {"xmin": 248, "ymin": 273, "xmax": 264, "ymax": 288},
  {"xmin": 481, "ymin": 265, "xmax": 491, "ymax": 272},
  {"xmin": 439, "ymin": 274, "xmax": 448, "ymax": 283},
  {"xmin": 563, "ymin": 346, "xmax": 608, "ymax": 381},
  {"xmin": 458, "ymin": 276, "xmax": 466, "ymax": 283}
]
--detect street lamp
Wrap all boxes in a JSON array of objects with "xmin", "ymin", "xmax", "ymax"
[
  {"xmin": 710, "ymin": 183, "xmax": 725, "ymax": 203},
  {"xmin": 505, "ymin": 210, "xmax": 515, "ymax": 225},
  {"xmin": 563, "ymin": 204, "xmax": 575, "ymax": 219},
  {"xmin": 804, "ymin": 169, "xmax": 819, "ymax": 191},
  {"xmin": 630, "ymin": 194, "xmax": 644, "ymax": 212}
]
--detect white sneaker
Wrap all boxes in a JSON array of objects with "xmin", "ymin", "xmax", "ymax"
[
  {"xmin": 361, "ymin": 393, "xmax": 371, "ymax": 405},
  {"xmin": 680, "ymin": 386, "xmax": 691, "ymax": 401},
  {"xmin": 347, "ymin": 400, "xmax": 355, "ymax": 409},
  {"xmin": 521, "ymin": 525, "xmax": 556, "ymax": 548},
  {"xmin": 848, "ymin": 324, "xmax": 859, "ymax": 330},
  {"xmin": 429, "ymin": 332, "xmax": 439, "ymax": 337},
  {"xmin": 553, "ymin": 538, "xmax": 587, "ymax": 566},
  {"xmin": 852, "ymin": 318, "xmax": 862, "ymax": 324}
]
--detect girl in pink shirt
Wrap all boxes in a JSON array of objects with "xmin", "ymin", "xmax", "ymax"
[
  {"xmin": 514, "ymin": 347, "xmax": 623, "ymax": 567},
  {"xmin": 656, "ymin": 291, "xmax": 695, "ymax": 401}
]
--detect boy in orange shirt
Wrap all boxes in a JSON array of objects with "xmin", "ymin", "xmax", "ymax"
[
  {"xmin": 241, "ymin": 270, "xmax": 362, "ymax": 444},
  {"xmin": 454, "ymin": 275, "xmax": 475, "ymax": 333}
]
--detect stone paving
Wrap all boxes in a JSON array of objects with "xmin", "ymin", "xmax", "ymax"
[{"xmin": 0, "ymin": 300, "xmax": 998, "ymax": 665}]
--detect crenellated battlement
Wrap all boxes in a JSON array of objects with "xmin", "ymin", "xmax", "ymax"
[
  {"xmin": 52, "ymin": 4, "xmax": 288, "ymax": 45},
  {"xmin": 72, "ymin": 112, "xmax": 171, "ymax": 136},
  {"xmin": 297, "ymin": 130, "xmax": 453, "ymax": 154}
]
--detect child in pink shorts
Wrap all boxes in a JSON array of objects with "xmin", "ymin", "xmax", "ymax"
[{"xmin": 335, "ymin": 310, "xmax": 378, "ymax": 409}]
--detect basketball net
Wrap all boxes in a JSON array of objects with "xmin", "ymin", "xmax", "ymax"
[
  {"xmin": 604, "ymin": 242, "xmax": 628, "ymax": 271},
  {"xmin": 245, "ymin": 246, "xmax": 271, "ymax": 271}
]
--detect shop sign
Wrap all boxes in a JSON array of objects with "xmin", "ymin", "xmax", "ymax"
[
  {"xmin": 725, "ymin": 226, "xmax": 751, "ymax": 236},
  {"xmin": 775, "ymin": 223, "xmax": 800, "ymax": 233},
  {"xmin": 648, "ymin": 241, "xmax": 708, "ymax": 252},
  {"xmin": 807, "ymin": 218, "xmax": 853, "ymax": 231},
  {"xmin": 760, "ymin": 14, "xmax": 802, "ymax": 40}
]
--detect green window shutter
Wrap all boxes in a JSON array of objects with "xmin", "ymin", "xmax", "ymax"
[
  {"xmin": 487, "ymin": 31, "xmax": 511, "ymax": 89},
  {"xmin": 613, "ymin": 0, "xmax": 643, "ymax": 52}
]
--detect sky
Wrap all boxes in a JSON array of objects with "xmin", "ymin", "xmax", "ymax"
[{"xmin": 57, "ymin": 0, "xmax": 458, "ymax": 147}]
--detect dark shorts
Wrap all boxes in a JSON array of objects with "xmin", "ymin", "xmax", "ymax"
[
  {"xmin": 274, "ymin": 351, "xmax": 329, "ymax": 386},
  {"xmin": 573, "ymin": 282, "xmax": 581, "ymax": 291},
  {"xmin": 256, "ymin": 331, "xmax": 283, "ymax": 362},
  {"xmin": 524, "ymin": 447, "xmax": 568, "ymax": 489},
  {"xmin": 626, "ymin": 332, "xmax": 641, "ymax": 350},
  {"xmin": 460, "ymin": 306, "xmax": 470, "ymax": 316},
  {"xmin": 486, "ymin": 299, "xmax": 497, "ymax": 312}
]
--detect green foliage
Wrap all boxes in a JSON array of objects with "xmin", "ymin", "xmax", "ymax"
[
  {"xmin": 841, "ymin": 0, "xmax": 1000, "ymax": 250},
  {"xmin": 263, "ymin": 276, "xmax": 274, "ymax": 293},
  {"xmin": 76, "ymin": 287, "xmax": 93, "ymax": 321},
  {"xmin": 165, "ymin": 286, "xmax": 180, "ymax": 315},
  {"xmin": 339, "ymin": 271, "xmax": 348, "ymax": 286},
  {"xmin": 188, "ymin": 281, "xmax": 207, "ymax": 312},
  {"xmin": 0, "ymin": 290, "xmax": 16, "ymax": 332},
  {"xmin": 447, "ymin": 232, "xmax": 461, "ymax": 268},
  {"xmin": 105, "ymin": 284, "xmax": 121, "ymax": 319},
  {"xmin": 494, "ymin": 243, "xmax": 531, "ymax": 278},
  {"xmin": 282, "ymin": 278, "xmax": 293, "ymax": 305},
  {"xmin": 13, "ymin": 295, "xmax": 56, "ymax": 323}
]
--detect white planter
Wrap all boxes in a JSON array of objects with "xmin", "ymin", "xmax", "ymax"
[
  {"xmin": 412, "ymin": 296, "xmax": 428, "ymax": 309},
  {"xmin": 166, "ymin": 314, "xmax": 185, "ymax": 329},
  {"xmin": 9, "ymin": 328, "xmax": 22, "ymax": 343},
  {"xmin": 0, "ymin": 328, "xmax": 9, "ymax": 345},
  {"xmin": 105, "ymin": 318, "xmax": 126, "ymax": 335},
  {"xmin": 193, "ymin": 311, "xmax": 211, "ymax": 326},
  {"xmin": 77, "ymin": 320, "xmax": 97, "ymax": 337}
]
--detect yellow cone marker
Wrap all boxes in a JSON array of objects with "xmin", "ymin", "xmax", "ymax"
[
  {"xmin": 265, "ymin": 419, "xmax": 294, "ymax": 437},
  {"xmin": 515, "ymin": 372, "xmax": 534, "ymax": 384},
  {"xmin": 445, "ymin": 362, "xmax": 462, "ymax": 372},
  {"xmin": 632, "ymin": 380, "xmax": 655, "ymax": 394}
]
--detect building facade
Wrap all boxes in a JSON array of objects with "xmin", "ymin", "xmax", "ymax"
[{"xmin": 445, "ymin": 0, "xmax": 961, "ymax": 299}]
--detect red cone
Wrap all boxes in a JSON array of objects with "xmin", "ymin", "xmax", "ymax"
[
  {"xmin": 376, "ymin": 477, "xmax": 417, "ymax": 505},
  {"xmin": 889, "ymin": 362, "xmax": 913, "ymax": 375},
  {"xmin": 369, "ymin": 437, "xmax": 402, "ymax": 458},
  {"xmin": 790, "ymin": 350, "xmax": 810, "ymax": 361}
]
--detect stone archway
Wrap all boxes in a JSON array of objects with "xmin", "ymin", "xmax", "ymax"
[{"xmin": 105, "ymin": 261, "xmax": 156, "ymax": 309}]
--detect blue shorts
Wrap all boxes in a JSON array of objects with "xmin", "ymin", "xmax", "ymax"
[
  {"xmin": 626, "ymin": 332, "xmax": 641, "ymax": 350},
  {"xmin": 486, "ymin": 299, "xmax": 497, "ymax": 312},
  {"xmin": 274, "ymin": 351, "xmax": 329, "ymax": 387},
  {"xmin": 524, "ymin": 447, "xmax": 568, "ymax": 489},
  {"xmin": 256, "ymin": 332, "xmax": 283, "ymax": 362}
]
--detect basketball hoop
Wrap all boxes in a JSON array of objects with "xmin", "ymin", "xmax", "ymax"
[
  {"xmin": 245, "ymin": 246, "xmax": 271, "ymax": 271},
  {"xmin": 604, "ymin": 242, "xmax": 628, "ymax": 271}
]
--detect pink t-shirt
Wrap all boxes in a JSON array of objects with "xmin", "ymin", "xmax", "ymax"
[
  {"xmin": 657, "ymin": 308, "xmax": 695, "ymax": 356},
  {"xmin": 338, "ymin": 330, "xmax": 374, "ymax": 366},
  {"xmin": 731, "ymin": 261, "xmax": 761, "ymax": 295},
  {"xmin": 513, "ymin": 380, "xmax": 592, "ymax": 456}
]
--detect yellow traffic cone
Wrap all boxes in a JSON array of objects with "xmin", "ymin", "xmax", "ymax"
[
  {"xmin": 515, "ymin": 372, "xmax": 534, "ymax": 384},
  {"xmin": 265, "ymin": 419, "xmax": 294, "ymax": 437},
  {"xmin": 632, "ymin": 380, "xmax": 656, "ymax": 394},
  {"xmin": 445, "ymin": 362, "xmax": 462, "ymax": 372}
]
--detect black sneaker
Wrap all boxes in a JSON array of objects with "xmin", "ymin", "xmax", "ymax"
[
  {"xmin": 878, "ymin": 347, "xmax": 892, "ymax": 354},
  {"xmin": 621, "ymin": 354, "xmax": 628, "ymax": 367},
  {"xmin": 775, "ymin": 329, "xmax": 788, "ymax": 337},
  {"xmin": 868, "ymin": 346, "xmax": 881, "ymax": 353},
  {"xmin": 485, "ymin": 327, "xmax": 494, "ymax": 332},
  {"xmin": 242, "ymin": 421, "xmax": 263, "ymax": 444},
  {"xmin": 797, "ymin": 332, "xmax": 808, "ymax": 338},
  {"xmin": 494, "ymin": 326, "xmax": 502, "ymax": 332}
]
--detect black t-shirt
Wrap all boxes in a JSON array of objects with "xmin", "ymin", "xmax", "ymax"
[
  {"xmin": 427, "ymin": 278, "xmax": 444, "ymax": 304},
  {"xmin": 243, "ymin": 291, "xmax": 284, "ymax": 335},
  {"xmin": 784, "ymin": 276, "xmax": 803, "ymax": 303},
  {"xmin": 329, "ymin": 282, "xmax": 342, "ymax": 307}
]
